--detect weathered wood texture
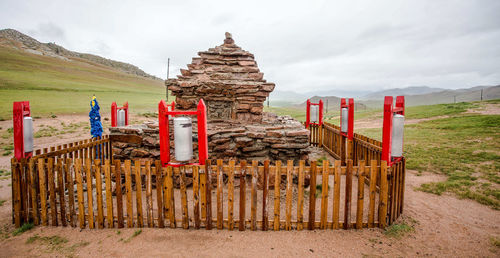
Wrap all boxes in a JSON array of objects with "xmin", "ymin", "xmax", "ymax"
[{"xmin": 11, "ymin": 125, "xmax": 405, "ymax": 231}]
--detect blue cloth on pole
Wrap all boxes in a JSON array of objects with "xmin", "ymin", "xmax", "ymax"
[{"xmin": 89, "ymin": 96, "xmax": 103, "ymax": 138}]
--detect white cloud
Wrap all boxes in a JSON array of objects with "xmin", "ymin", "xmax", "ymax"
[{"xmin": 1, "ymin": 0, "xmax": 499, "ymax": 93}]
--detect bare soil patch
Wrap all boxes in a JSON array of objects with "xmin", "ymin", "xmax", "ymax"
[{"xmin": 0, "ymin": 116, "xmax": 499, "ymax": 257}]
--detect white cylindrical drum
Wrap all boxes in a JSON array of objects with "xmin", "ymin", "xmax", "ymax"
[
  {"xmin": 341, "ymin": 107, "xmax": 348, "ymax": 133},
  {"xmin": 117, "ymin": 109, "xmax": 125, "ymax": 127},
  {"xmin": 174, "ymin": 117, "xmax": 193, "ymax": 162},
  {"xmin": 391, "ymin": 114, "xmax": 405, "ymax": 157},
  {"xmin": 23, "ymin": 117, "xmax": 33, "ymax": 153},
  {"xmin": 310, "ymin": 105, "xmax": 319, "ymax": 123}
]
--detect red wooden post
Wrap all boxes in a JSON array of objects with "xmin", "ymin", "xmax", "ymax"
[
  {"xmin": 306, "ymin": 99, "xmax": 311, "ymax": 128},
  {"xmin": 158, "ymin": 99, "xmax": 208, "ymax": 167},
  {"xmin": 13, "ymin": 101, "xmax": 31, "ymax": 160},
  {"xmin": 347, "ymin": 98, "xmax": 354, "ymax": 140},
  {"xmin": 318, "ymin": 100, "xmax": 324, "ymax": 126},
  {"xmin": 197, "ymin": 99, "xmax": 208, "ymax": 165},
  {"xmin": 395, "ymin": 96, "xmax": 405, "ymax": 115},
  {"xmin": 158, "ymin": 100, "xmax": 170, "ymax": 166},
  {"xmin": 383, "ymin": 96, "xmax": 405, "ymax": 165},
  {"xmin": 111, "ymin": 102, "xmax": 117, "ymax": 127},
  {"xmin": 340, "ymin": 98, "xmax": 347, "ymax": 137},
  {"xmin": 123, "ymin": 102, "xmax": 129, "ymax": 126},
  {"xmin": 381, "ymin": 96, "xmax": 394, "ymax": 164}
]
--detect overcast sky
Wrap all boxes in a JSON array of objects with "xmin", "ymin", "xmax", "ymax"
[{"xmin": 1, "ymin": 0, "xmax": 499, "ymax": 94}]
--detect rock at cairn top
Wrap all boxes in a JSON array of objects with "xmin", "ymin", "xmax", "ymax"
[
  {"xmin": 224, "ymin": 32, "xmax": 234, "ymax": 44},
  {"xmin": 166, "ymin": 33, "xmax": 275, "ymax": 123}
]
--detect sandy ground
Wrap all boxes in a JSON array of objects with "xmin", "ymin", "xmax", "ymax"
[
  {"xmin": 0, "ymin": 169, "xmax": 498, "ymax": 257},
  {"xmin": 0, "ymin": 114, "xmax": 499, "ymax": 257}
]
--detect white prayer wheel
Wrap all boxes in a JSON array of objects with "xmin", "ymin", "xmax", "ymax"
[
  {"xmin": 310, "ymin": 105, "xmax": 319, "ymax": 123},
  {"xmin": 174, "ymin": 117, "xmax": 193, "ymax": 162},
  {"xmin": 391, "ymin": 114, "xmax": 405, "ymax": 157},
  {"xmin": 23, "ymin": 117, "xmax": 33, "ymax": 153},
  {"xmin": 117, "ymin": 109, "xmax": 125, "ymax": 127},
  {"xmin": 341, "ymin": 107, "xmax": 348, "ymax": 133}
]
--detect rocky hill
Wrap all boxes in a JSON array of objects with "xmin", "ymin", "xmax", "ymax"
[
  {"xmin": 297, "ymin": 96, "xmax": 368, "ymax": 111},
  {"xmin": 0, "ymin": 28, "xmax": 160, "ymax": 80}
]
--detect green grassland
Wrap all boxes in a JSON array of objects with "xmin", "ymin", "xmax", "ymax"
[
  {"xmin": 269, "ymin": 100, "xmax": 500, "ymax": 209},
  {"xmin": 0, "ymin": 45, "xmax": 168, "ymax": 119}
]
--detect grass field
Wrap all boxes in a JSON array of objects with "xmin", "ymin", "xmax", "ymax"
[
  {"xmin": 269, "ymin": 100, "xmax": 500, "ymax": 209},
  {"xmin": 0, "ymin": 46, "xmax": 169, "ymax": 119}
]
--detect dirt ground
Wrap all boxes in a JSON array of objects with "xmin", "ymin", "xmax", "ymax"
[{"xmin": 0, "ymin": 115, "xmax": 499, "ymax": 257}]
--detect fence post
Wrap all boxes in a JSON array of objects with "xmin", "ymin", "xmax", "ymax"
[{"xmin": 379, "ymin": 161, "xmax": 388, "ymax": 228}]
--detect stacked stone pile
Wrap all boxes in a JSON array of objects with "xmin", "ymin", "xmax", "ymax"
[
  {"xmin": 110, "ymin": 114, "xmax": 311, "ymax": 163},
  {"xmin": 165, "ymin": 32, "xmax": 275, "ymax": 122}
]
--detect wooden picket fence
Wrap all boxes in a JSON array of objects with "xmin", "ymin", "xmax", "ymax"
[
  {"xmin": 11, "ymin": 157, "xmax": 393, "ymax": 230},
  {"xmin": 32, "ymin": 135, "xmax": 112, "ymax": 160},
  {"xmin": 11, "ymin": 121, "xmax": 405, "ymax": 230},
  {"xmin": 308, "ymin": 122, "xmax": 405, "ymax": 225}
]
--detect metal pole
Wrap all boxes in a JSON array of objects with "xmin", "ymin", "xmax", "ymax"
[
  {"xmin": 481, "ymin": 89, "xmax": 483, "ymax": 101},
  {"xmin": 166, "ymin": 58, "xmax": 170, "ymax": 101}
]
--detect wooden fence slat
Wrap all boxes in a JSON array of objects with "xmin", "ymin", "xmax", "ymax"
[
  {"xmin": 29, "ymin": 159, "xmax": 39, "ymax": 225},
  {"xmin": 228, "ymin": 160, "xmax": 235, "ymax": 230},
  {"xmin": 308, "ymin": 162, "xmax": 317, "ymax": 230},
  {"xmin": 205, "ymin": 161, "xmax": 213, "ymax": 230},
  {"xmin": 320, "ymin": 159, "xmax": 329, "ymax": 229},
  {"xmin": 163, "ymin": 166, "xmax": 170, "ymax": 227},
  {"xmin": 262, "ymin": 160, "xmax": 269, "ymax": 231},
  {"xmin": 38, "ymin": 159, "xmax": 48, "ymax": 226},
  {"xmin": 239, "ymin": 160, "xmax": 247, "ymax": 231},
  {"xmin": 297, "ymin": 160, "xmax": 305, "ymax": 231},
  {"xmin": 94, "ymin": 159, "xmax": 104, "ymax": 229},
  {"xmin": 356, "ymin": 161, "xmax": 365, "ymax": 229},
  {"xmin": 65, "ymin": 159, "xmax": 75, "ymax": 227},
  {"xmin": 216, "ymin": 159, "xmax": 224, "ymax": 230},
  {"xmin": 180, "ymin": 166, "xmax": 189, "ymax": 229},
  {"xmin": 104, "ymin": 159, "xmax": 114, "ymax": 228},
  {"xmin": 344, "ymin": 159, "xmax": 353, "ymax": 230},
  {"xmin": 154, "ymin": 160, "xmax": 164, "ymax": 228},
  {"xmin": 152, "ymin": 161, "xmax": 165, "ymax": 228},
  {"xmin": 145, "ymin": 161, "xmax": 153, "ymax": 228},
  {"xmin": 21, "ymin": 159, "xmax": 29, "ymax": 224},
  {"xmin": 167, "ymin": 166, "xmax": 176, "ymax": 228},
  {"xmin": 379, "ymin": 161, "xmax": 388, "ymax": 228},
  {"xmin": 400, "ymin": 159, "xmax": 406, "ymax": 215},
  {"xmin": 114, "ymin": 160, "xmax": 124, "ymax": 228},
  {"xmin": 285, "ymin": 160, "xmax": 293, "ymax": 231},
  {"xmin": 134, "ymin": 160, "xmax": 144, "ymax": 228},
  {"xmin": 368, "ymin": 160, "xmax": 377, "ymax": 228},
  {"xmin": 250, "ymin": 160, "xmax": 258, "ymax": 231},
  {"xmin": 85, "ymin": 159, "xmax": 94, "ymax": 229},
  {"xmin": 200, "ymin": 163, "xmax": 207, "ymax": 223},
  {"xmin": 193, "ymin": 165, "xmax": 200, "ymax": 229},
  {"xmin": 124, "ymin": 160, "xmax": 133, "ymax": 228},
  {"xmin": 75, "ymin": 159, "xmax": 85, "ymax": 228},
  {"xmin": 273, "ymin": 160, "xmax": 281, "ymax": 231},
  {"xmin": 48, "ymin": 158, "xmax": 58, "ymax": 226},
  {"xmin": 332, "ymin": 160, "xmax": 341, "ymax": 229}
]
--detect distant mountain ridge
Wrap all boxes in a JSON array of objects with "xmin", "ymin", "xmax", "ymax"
[
  {"xmin": 362, "ymin": 86, "xmax": 446, "ymax": 99},
  {"xmin": 0, "ymin": 28, "xmax": 160, "ymax": 80},
  {"xmin": 297, "ymin": 96, "xmax": 368, "ymax": 110},
  {"xmin": 273, "ymin": 84, "xmax": 499, "ymax": 108}
]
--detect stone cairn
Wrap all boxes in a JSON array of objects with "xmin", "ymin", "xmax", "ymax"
[
  {"xmin": 165, "ymin": 32, "xmax": 275, "ymax": 123},
  {"xmin": 110, "ymin": 33, "xmax": 312, "ymax": 189}
]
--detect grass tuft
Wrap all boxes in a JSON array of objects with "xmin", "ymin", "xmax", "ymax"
[
  {"xmin": 12, "ymin": 223, "xmax": 34, "ymax": 236},
  {"xmin": 123, "ymin": 230, "xmax": 142, "ymax": 243},
  {"xmin": 384, "ymin": 221, "xmax": 415, "ymax": 239}
]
